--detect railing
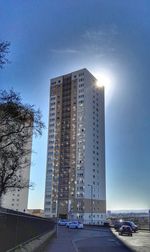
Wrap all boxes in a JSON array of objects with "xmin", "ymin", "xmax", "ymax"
[
  {"xmin": 83, "ymin": 219, "xmax": 105, "ymax": 225},
  {"xmin": 0, "ymin": 207, "xmax": 56, "ymax": 252},
  {"xmin": 109, "ymin": 215, "xmax": 150, "ymax": 230}
]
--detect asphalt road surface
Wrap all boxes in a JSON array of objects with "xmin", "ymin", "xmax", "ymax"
[{"xmin": 44, "ymin": 226, "xmax": 131, "ymax": 252}]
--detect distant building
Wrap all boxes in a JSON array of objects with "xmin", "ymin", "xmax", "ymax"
[
  {"xmin": 107, "ymin": 210, "xmax": 112, "ymax": 216},
  {"xmin": 44, "ymin": 68, "xmax": 106, "ymax": 224},
  {"xmin": 2, "ymin": 170, "xmax": 31, "ymax": 212},
  {"xmin": 1, "ymin": 118, "xmax": 33, "ymax": 212},
  {"xmin": 27, "ymin": 209, "xmax": 44, "ymax": 217}
]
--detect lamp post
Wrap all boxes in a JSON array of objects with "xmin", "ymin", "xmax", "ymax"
[
  {"xmin": 56, "ymin": 199, "xmax": 59, "ymax": 238},
  {"xmin": 68, "ymin": 200, "xmax": 72, "ymax": 220},
  {"xmin": 88, "ymin": 184, "xmax": 93, "ymax": 225},
  {"xmin": 148, "ymin": 209, "xmax": 150, "ymax": 232}
]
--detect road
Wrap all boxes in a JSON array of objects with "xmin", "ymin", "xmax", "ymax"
[{"xmin": 44, "ymin": 226, "xmax": 131, "ymax": 252}]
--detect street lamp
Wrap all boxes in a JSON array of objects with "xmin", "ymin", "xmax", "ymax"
[
  {"xmin": 148, "ymin": 209, "xmax": 150, "ymax": 232},
  {"xmin": 68, "ymin": 200, "xmax": 72, "ymax": 220},
  {"xmin": 88, "ymin": 184, "xmax": 93, "ymax": 225}
]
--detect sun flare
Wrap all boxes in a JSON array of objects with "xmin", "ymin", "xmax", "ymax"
[
  {"xmin": 93, "ymin": 70, "xmax": 115, "ymax": 105},
  {"xmin": 94, "ymin": 72, "xmax": 112, "ymax": 90}
]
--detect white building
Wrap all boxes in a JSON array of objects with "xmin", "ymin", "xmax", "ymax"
[
  {"xmin": 1, "ymin": 126, "xmax": 32, "ymax": 213},
  {"xmin": 2, "ymin": 163, "xmax": 31, "ymax": 212},
  {"xmin": 44, "ymin": 68, "xmax": 106, "ymax": 224}
]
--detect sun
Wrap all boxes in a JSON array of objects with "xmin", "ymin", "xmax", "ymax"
[
  {"xmin": 93, "ymin": 70, "xmax": 115, "ymax": 105},
  {"xmin": 94, "ymin": 72, "xmax": 112, "ymax": 90}
]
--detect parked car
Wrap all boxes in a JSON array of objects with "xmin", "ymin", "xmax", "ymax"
[
  {"xmin": 66, "ymin": 221, "xmax": 72, "ymax": 228},
  {"xmin": 122, "ymin": 221, "xmax": 138, "ymax": 232},
  {"xmin": 114, "ymin": 221, "xmax": 123, "ymax": 231},
  {"xmin": 58, "ymin": 219, "xmax": 68, "ymax": 226},
  {"xmin": 103, "ymin": 221, "xmax": 110, "ymax": 227},
  {"xmin": 69, "ymin": 221, "xmax": 84, "ymax": 229},
  {"xmin": 114, "ymin": 221, "xmax": 138, "ymax": 232},
  {"xmin": 119, "ymin": 225, "xmax": 133, "ymax": 236}
]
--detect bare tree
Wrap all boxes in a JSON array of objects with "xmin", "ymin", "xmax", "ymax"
[
  {"xmin": 0, "ymin": 89, "xmax": 45, "ymax": 202},
  {"xmin": 0, "ymin": 41, "xmax": 10, "ymax": 68}
]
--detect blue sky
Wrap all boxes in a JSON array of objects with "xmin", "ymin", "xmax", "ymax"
[{"xmin": 1, "ymin": 0, "xmax": 150, "ymax": 210}]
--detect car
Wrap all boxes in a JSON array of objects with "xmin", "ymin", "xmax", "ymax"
[
  {"xmin": 119, "ymin": 225, "xmax": 133, "ymax": 236},
  {"xmin": 69, "ymin": 221, "xmax": 84, "ymax": 229},
  {"xmin": 58, "ymin": 219, "xmax": 68, "ymax": 226},
  {"xmin": 114, "ymin": 221, "xmax": 123, "ymax": 231},
  {"xmin": 114, "ymin": 221, "xmax": 138, "ymax": 232},
  {"xmin": 122, "ymin": 221, "xmax": 138, "ymax": 232},
  {"xmin": 103, "ymin": 221, "xmax": 110, "ymax": 227},
  {"xmin": 66, "ymin": 221, "xmax": 72, "ymax": 228}
]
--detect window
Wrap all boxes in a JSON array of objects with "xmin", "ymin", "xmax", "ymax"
[
  {"xmin": 49, "ymin": 118, "xmax": 55, "ymax": 122},
  {"xmin": 79, "ymin": 95, "xmax": 84, "ymax": 98},
  {"xmin": 79, "ymin": 78, "xmax": 84, "ymax": 82},
  {"xmin": 50, "ymin": 101, "xmax": 55, "ymax": 105},
  {"xmin": 50, "ymin": 96, "xmax": 56, "ymax": 101},
  {"xmin": 45, "ymin": 208, "xmax": 50, "ymax": 211},
  {"xmin": 51, "ymin": 82, "xmax": 56, "ymax": 85},
  {"xmin": 79, "ymin": 83, "xmax": 84, "ymax": 88},
  {"xmin": 79, "ymin": 73, "xmax": 84, "ymax": 77}
]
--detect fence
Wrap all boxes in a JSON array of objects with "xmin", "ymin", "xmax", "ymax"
[
  {"xmin": 109, "ymin": 215, "xmax": 150, "ymax": 230},
  {"xmin": 0, "ymin": 207, "xmax": 56, "ymax": 252}
]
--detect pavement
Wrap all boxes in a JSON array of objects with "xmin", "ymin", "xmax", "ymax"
[
  {"xmin": 112, "ymin": 228, "xmax": 150, "ymax": 252},
  {"xmin": 44, "ymin": 226, "xmax": 131, "ymax": 252}
]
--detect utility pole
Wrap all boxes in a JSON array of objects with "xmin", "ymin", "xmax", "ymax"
[
  {"xmin": 148, "ymin": 209, "xmax": 150, "ymax": 232},
  {"xmin": 88, "ymin": 184, "xmax": 93, "ymax": 225}
]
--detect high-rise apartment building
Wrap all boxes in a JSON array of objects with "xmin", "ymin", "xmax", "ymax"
[
  {"xmin": 44, "ymin": 68, "xmax": 106, "ymax": 224},
  {"xmin": 2, "ymin": 163, "xmax": 31, "ymax": 212},
  {"xmin": 1, "ymin": 120, "xmax": 33, "ymax": 213}
]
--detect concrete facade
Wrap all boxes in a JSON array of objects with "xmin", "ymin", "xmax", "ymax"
[
  {"xmin": 44, "ymin": 68, "xmax": 106, "ymax": 224},
  {"xmin": 1, "ymin": 126, "xmax": 32, "ymax": 212}
]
